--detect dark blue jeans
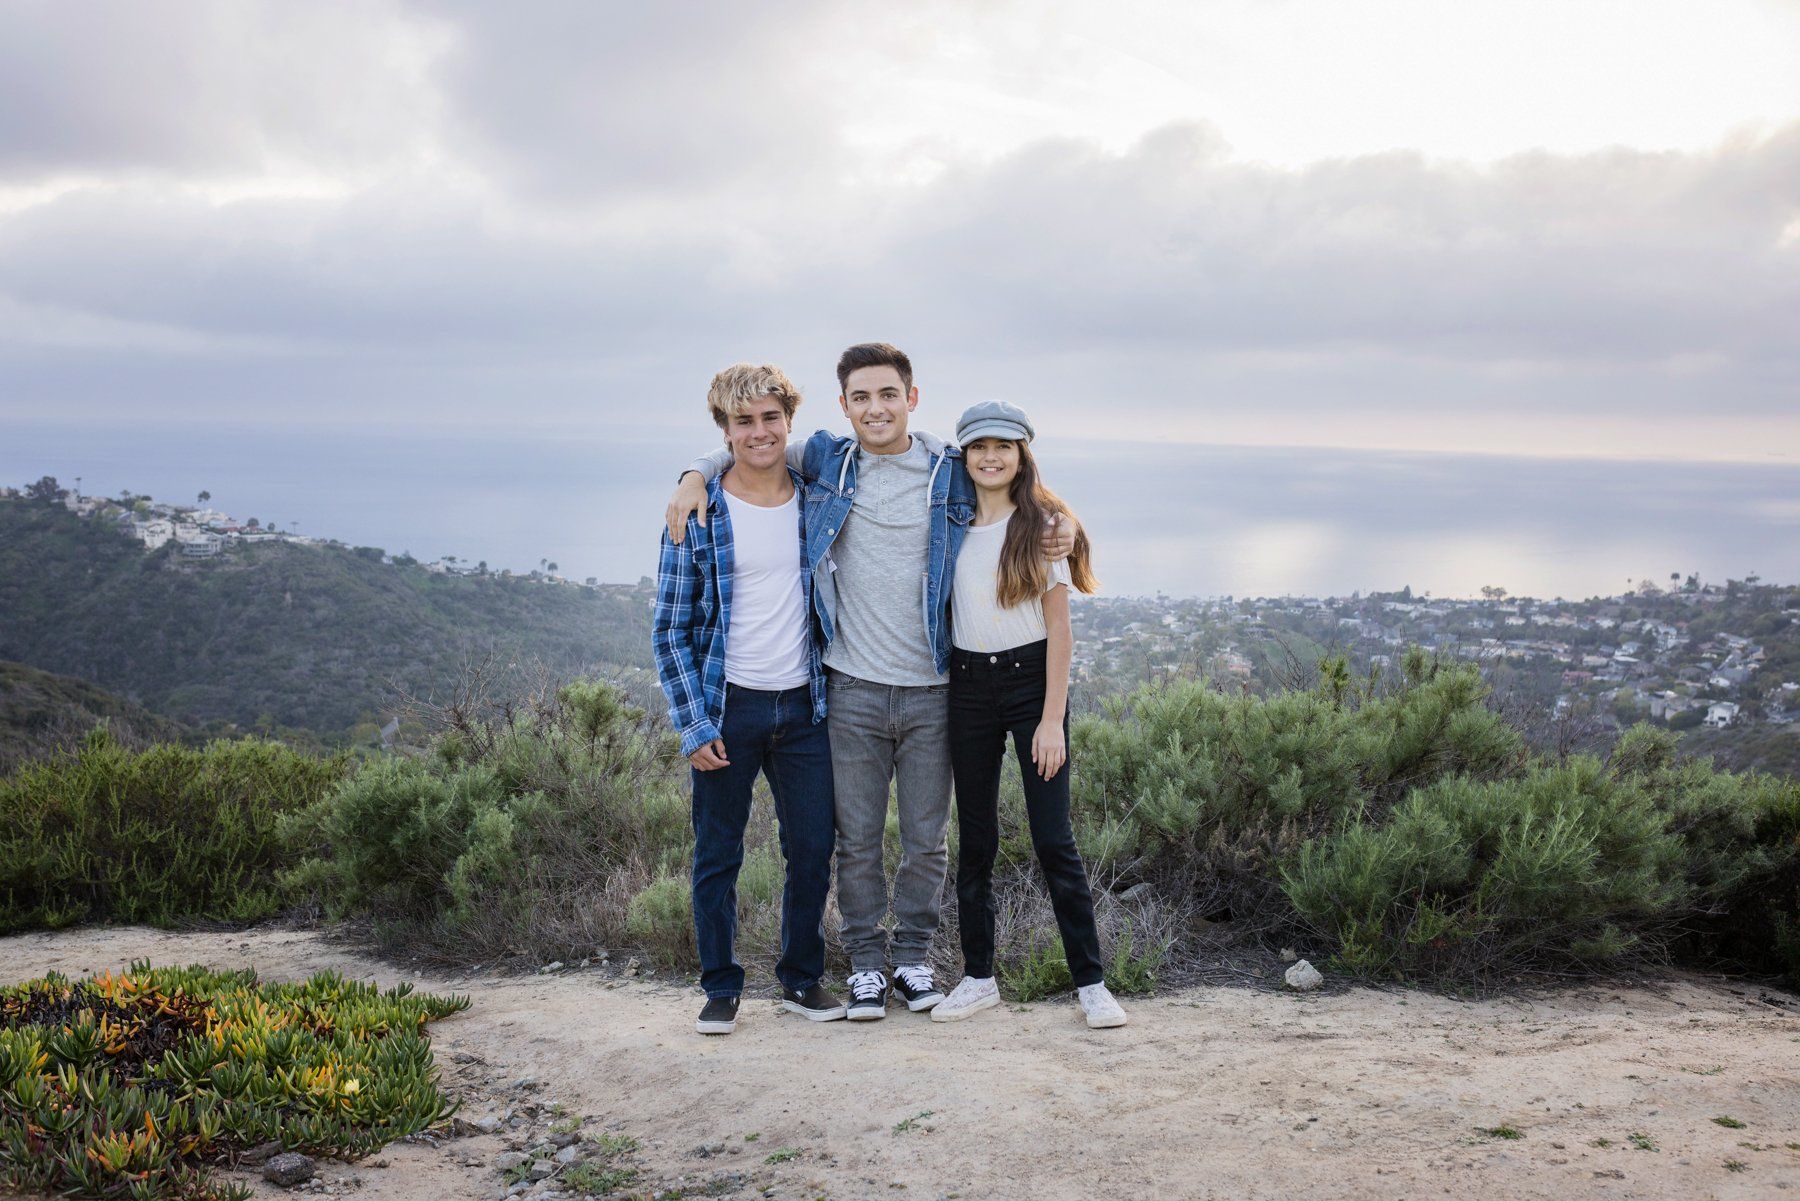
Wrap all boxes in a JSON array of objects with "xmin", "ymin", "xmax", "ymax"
[{"xmin": 691, "ymin": 682, "xmax": 835, "ymax": 998}]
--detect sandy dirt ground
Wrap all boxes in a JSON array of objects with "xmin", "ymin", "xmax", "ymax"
[{"xmin": 2, "ymin": 925, "xmax": 1796, "ymax": 1201}]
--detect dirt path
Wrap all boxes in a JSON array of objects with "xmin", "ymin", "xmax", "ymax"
[{"xmin": 3, "ymin": 926, "xmax": 1796, "ymax": 1201}]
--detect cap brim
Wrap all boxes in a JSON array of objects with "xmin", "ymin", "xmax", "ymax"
[{"xmin": 957, "ymin": 421, "xmax": 1031, "ymax": 445}]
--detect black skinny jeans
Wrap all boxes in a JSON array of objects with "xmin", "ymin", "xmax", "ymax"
[{"xmin": 948, "ymin": 640, "xmax": 1105, "ymax": 987}]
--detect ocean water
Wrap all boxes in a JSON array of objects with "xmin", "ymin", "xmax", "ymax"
[{"xmin": 5, "ymin": 419, "xmax": 1794, "ymax": 600}]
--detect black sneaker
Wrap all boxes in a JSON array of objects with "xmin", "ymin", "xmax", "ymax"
[
  {"xmin": 892, "ymin": 964, "xmax": 944, "ymax": 1012},
  {"xmin": 845, "ymin": 970, "xmax": 889, "ymax": 1021},
  {"xmin": 781, "ymin": 983, "xmax": 847, "ymax": 1022},
  {"xmin": 696, "ymin": 994, "xmax": 739, "ymax": 1035}
]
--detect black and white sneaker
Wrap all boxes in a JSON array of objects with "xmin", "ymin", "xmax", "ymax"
[
  {"xmin": 845, "ymin": 970, "xmax": 889, "ymax": 1020},
  {"xmin": 892, "ymin": 964, "xmax": 944, "ymax": 1012},
  {"xmin": 696, "ymin": 994, "xmax": 739, "ymax": 1035},
  {"xmin": 781, "ymin": 983, "xmax": 847, "ymax": 1021}
]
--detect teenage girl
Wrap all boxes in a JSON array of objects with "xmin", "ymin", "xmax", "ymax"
[{"xmin": 931, "ymin": 400, "xmax": 1127, "ymax": 1028}]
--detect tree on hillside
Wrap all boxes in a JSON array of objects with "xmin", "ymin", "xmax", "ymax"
[
  {"xmin": 25, "ymin": 476, "xmax": 66, "ymax": 503},
  {"xmin": 198, "ymin": 490, "xmax": 211, "ymax": 506}
]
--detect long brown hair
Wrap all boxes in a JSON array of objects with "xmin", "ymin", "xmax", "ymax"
[{"xmin": 995, "ymin": 441, "xmax": 1099, "ymax": 608}]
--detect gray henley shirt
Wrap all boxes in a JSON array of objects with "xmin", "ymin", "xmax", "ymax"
[{"xmin": 822, "ymin": 438, "xmax": 944, "ymax": 686}]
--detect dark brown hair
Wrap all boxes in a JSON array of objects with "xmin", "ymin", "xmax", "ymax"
[
  {"xmin": 995, "ymin": 441, "xmax": 1099, "ymax": 608},
  {"xmin": 836, "ymin": 343, "xmax": 913, "ymax": 394}
]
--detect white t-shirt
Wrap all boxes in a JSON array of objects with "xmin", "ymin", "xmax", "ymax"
[
  {"xmin": 951, "ymin": 518, "xmax": 1073, "ymax": 653},
  {"xmin": 722, "ymin": 489, "xmax": 811, "ymax": 689}
]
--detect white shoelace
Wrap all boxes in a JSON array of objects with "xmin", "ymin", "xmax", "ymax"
[
  {"xmin": 894, "ymin": 965, "xmax": 935, "ymax": 993},
  {"xmin": 848, "ymin": 970, "xmax": 886, "ymax": 1000}
]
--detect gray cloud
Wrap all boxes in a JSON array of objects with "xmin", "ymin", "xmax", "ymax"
[
  {"xmin": 0, "ymin": 4, "xmax": 1796, "ymax": 454},
  {"xmin": 0, "ymin": 0, "xmax": 436, "ymax": 181}
]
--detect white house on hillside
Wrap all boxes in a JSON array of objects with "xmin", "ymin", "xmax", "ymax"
[
  {"xmin": 134, "ymin": 518, "xmax": 176, "ymax": 550},
  {"xmin": 1704, "ymin": 701, "xmax": 1740, "ymax": 728}
]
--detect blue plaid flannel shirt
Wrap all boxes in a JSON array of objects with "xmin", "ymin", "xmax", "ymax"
[{"xmin": 652, "ymin": 469, "xmax": 825, "ymax": 756}]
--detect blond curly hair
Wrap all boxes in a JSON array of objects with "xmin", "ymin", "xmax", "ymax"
[{"xmin": 706, "ymin": 363, "xmax": 803, "ymax": 429}]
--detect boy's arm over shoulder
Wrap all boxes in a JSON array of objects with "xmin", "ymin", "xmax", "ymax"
[{"xmin": 683, "ymin": 446, "xmax": 733, "ymax": 484}]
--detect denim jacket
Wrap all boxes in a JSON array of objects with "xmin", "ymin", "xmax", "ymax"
[
  {"xmin": 688, "ymin": 430, "xmax": 976, "ymax": 676},
  {"xmin": 651, "ymin": 468, "xmax": 825, "ymax": 756}
]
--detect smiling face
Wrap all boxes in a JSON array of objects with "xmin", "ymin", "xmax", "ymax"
[
  {"xmin": 723, "ymin": 398, "xmax": 791, "ymax": 470},
  {"xmin": 839, "ymin": 364, "xmax": 918, "ymax": 455},
  {"xmin": 964, "ymin": 436, "xmax": 1021, "ymax": 495}
]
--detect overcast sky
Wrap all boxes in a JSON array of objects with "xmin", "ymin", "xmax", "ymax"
[{"xmin": 3, "ymin": 1, "xmax": 1797, "ymax": 593}]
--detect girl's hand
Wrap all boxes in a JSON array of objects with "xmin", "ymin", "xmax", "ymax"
[{"xmin": 1031, "ymin": 720, "xmax": 1066, "ymax": 780}]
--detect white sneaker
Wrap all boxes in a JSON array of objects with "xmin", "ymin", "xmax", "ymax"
[
  {"xmin": 1078, "ymin": 983, "xmax": 1127, "ymax": 1028},
  {"xmin": 930, "ymin": 976, "xmax": 1000, "ymax": 1023}
]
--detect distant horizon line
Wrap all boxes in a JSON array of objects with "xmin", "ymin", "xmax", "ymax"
[{"xmin": 7, "ymin": 485, "xmax": 1789, "ymax": 608}]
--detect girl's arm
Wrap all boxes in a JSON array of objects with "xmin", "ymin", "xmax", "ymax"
[{"xmin": 1032, "ymin": 582, "xmax": 1073, "ymax": 780}]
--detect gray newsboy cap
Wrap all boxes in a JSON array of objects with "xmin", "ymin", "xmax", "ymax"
[{"xmin": 955, "ymin": 400, "xmax": 1035, "ymax": 446}]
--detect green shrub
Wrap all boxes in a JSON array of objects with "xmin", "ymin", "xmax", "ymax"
[
  {"xmin": 0, "ymin": 726, "xmax": 347, "ymax": 933},
  {"xmin": 998, "ymin": 934, "xmax": 1072, "ymax": 1002},
  {"xmin": 1104, "ymin": 919, "xmax": 1167, "ymax": 995},
  {"xmin": 280, "ymin": 680, "xmax": 687, "ymax": 960},
  {"xmin": 1069, "ymin": 654, "xmax": 1524, "ymax": 922},
  {"xmin": 1281, "ymin": 758, "xmax": 1686, "ymax": 978},
  {"xmin": 1609, "ymin": 724, "xmax": 1800, "ymax": 984},
  {"xmin": 625, "ymin": 874, "xmax": 694, "ymax": 964}
]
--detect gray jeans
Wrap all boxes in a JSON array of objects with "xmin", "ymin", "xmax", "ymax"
[{"xmin": 826, "ymin": 669, "xmax": 953, "ymax": 973}]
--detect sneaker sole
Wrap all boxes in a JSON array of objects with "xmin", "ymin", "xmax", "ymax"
[
  {"xmin": 1084, "ymin": 1011, "xmax": 1128, "ymax": 1029},
  {"xmin": 900, "ymin": 992, "xmax": 944, "ymax": 1013},
  {"xmin": 930, "ymin": 992, "xmax": 998, "ymax": 1022},
  {"xmin": 695, "ymin": 1020, "xmax": 736, "ymax": 1035},
  {"xmin": 845, "ymin": 1004, "xmax": 888, "ymax": 1021},
  {"xmin": 781, "ymin": 1000, "xmax": 847, "ymax": 1022}
]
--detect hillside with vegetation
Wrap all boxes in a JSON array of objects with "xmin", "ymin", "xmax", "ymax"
[
  {"xmin": 0, "ymin": 660, "xmax": 201, "ymax": 774},
  {"xmin": 0, "ymin": 495, "xmax": 653, "ymax": 744}
]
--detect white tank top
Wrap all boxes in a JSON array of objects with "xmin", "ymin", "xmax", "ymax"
[
  {"xmin": 722, "ymin": 489, "xmax": 811, "ymax": 689},
  {"xmin": 951, "ymin": 518, "xmax": 1072, "ymax": 653}
]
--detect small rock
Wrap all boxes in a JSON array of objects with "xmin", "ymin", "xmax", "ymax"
[
  {"xmin": 494, "ymin": 1152, "xmax": 531, "ymax": 1172},
  {"xmin": 528, "ymin": 1160, "xmax": 556, "ymax": 1180},
  {"xmin": 1117, "ymin": 882, "xmax": 1154, "ymax": 903},
  {"xmin": 514, "ymin": 1076, "xmax": 541, "ymax": 1092},
  {"xmin": 539, "ymin": 961, "xmax": 564, "ymax": 974},
  {"xmin": 554, "ymin": 1145, "xmax": 582, "ymax": 1166},
  {"xmin": 456, "ymin": 1113, "xmax": 505, "ymax": 1137},
  {"xmin": 263, "ymin": 1152, "xmax": 316, "ymax": 1187},
  {"xmin": 240, "ymin": 1140, "xmax": 285, "ymax": 1166},
  {"xmin": 1279, "ymin": 947, "xmax": 1299, "ymax": 963},
  {"xmin": 625, "ymin": 958, "xmax": 641, "ymax": 976},
  {"xmin": 549, "ymin": 1131, "xmax": 581, "ymax": 1149},
  {"xmin": 1284, "ymin": 960, "xmax": 1324, "ymax": 991}
]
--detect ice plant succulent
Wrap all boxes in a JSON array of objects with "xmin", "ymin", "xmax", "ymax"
[{"xmin": 0, "ymin": 961, "xmax": 467, "ymax": 1200}]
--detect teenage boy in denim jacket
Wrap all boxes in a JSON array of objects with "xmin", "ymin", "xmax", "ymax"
[
  {"xmin": 653, "ymin": 364, "xmax": 846, "ymax": 1035},
  {"xmin": 666, "ymin": 343, "xmax": 1076, "ymax": 1020}
]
